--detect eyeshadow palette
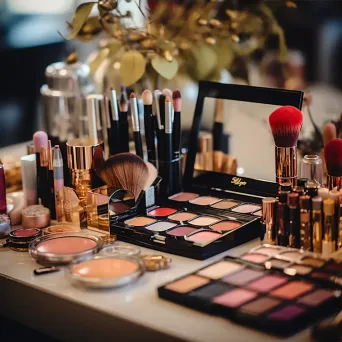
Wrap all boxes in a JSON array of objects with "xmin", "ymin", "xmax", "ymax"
[{"xmin": 158, "ymin": 256, "xmax": 342, "ymax": 337}]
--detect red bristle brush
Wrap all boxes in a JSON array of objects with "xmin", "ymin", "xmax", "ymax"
[
  {"xmin": 269, "ymin": 106, "xmax": 303, "ymax": 187},
  {"xmin": 324, "ymin": 138, "xmax": 342, "ymax": 190}
]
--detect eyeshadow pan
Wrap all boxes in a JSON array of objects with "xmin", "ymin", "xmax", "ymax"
[
  {"xmin": 124, "ymin": 216, "xmax": 156, "ymax": 227},
  {"xmin": 223, "ymin": 269, "xmax": 264, "ymax": 286},
  {"xmin": 265, "ymin": 258, "xmax": 291, "ymax": 269},
  {"xmin": 325, "ymin": 262, "xmax": 342, "ymax": 272},
  {"xmin": 168, "ymin": 212, "xmax": 198, "ymax": 222},
  {"xmin": 198, "ymin": 261, "xmax": 243, "ymax": 279},
  {"xmin": 210, "ymin": 200, "xmax": 240, "ymax": 210},
  {"xmin": 210, "ymin": 220, "xmax": 241, "ymax": 232},
  {"xmin": 190, "ymin": 196, "xmax": 221, "ymax": 206},
  {"xmin": 310, "ymin": 272, "xmax": 332, "ymax": 280},
  {"xmin": 285, "ymin": 264, "xmax": 312, "ymax": 275},
  {"xmin": 278, "ymin": 251, "xmax": 303, "ymax": 261},
  {"xmin": 189, "ymin": 216, "xmax": 220, "ymax": 227},
  {"xmin": 145, "ymin": 221, "xmax": 177, "ymax": 232},
  {"xmin": 241, "ymin": 297, "xmax": 281, "ymax": 315},
  {"xmin": 167, "ymin": 226, "xmax": 197, "ymax": 237},
  {"xmin": 168, "ymin": 192, "xmax": 199, "ymax": 202},
  {"xmin": 269, "ymin": 305, "xmax": 306, "ymax": 321},
  {"xmin": 241, "ymin": 253, "xmax": 269, "ymax": 264},
  {"xmin": 190, "ymin": 282, "xmax": 231, "ymax": 300},
  {"xmin": 187, "ymin": 231, "xmax": 222, "ymax": 244},
  {"xmin": 252, "ymin": 210, "xmax": 262, "ymax": 217},
  {"xmin": 300, "ymin": 257, "xmax": 325, "ymax": 268},
  {"xmin": 148, "ymin": 207, "xmax": 177, "ymax": 217},
  {"xmin": 297, "ymin": 289, "xmax": 335, "ymax": 307},
  {"xmin": 253, "ymin": 246, "xmax": 281, "ymax": 256},
  {"xmin": 165, "ymin": 275, "xmax": 210, "ymax": 293},
  {"xmin": 232, "ymin": 204, "xmax": 261, "ymax": 214},
  {"xmin": 213, "ymin": 288, "xmax": 257, "ymax": 308},
  {"xmin": 247, "ymin": 274, "xmax": 288, "ymax": 292},
  {"xmin": 271, "ymin": 281, "xmax": 314, "ymax": 299}
]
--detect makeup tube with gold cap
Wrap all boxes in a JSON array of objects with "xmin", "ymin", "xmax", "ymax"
[
  {"xmin": 312, "ymin": 196, "xmax": 323, "ymax": 253},
  {"xmin": 261, "ymin": 197, "xmax": 277, "ymax": 245},
  {"xmin": 276, "ymin": 191, "xmax": 289, "ymax": 247},
  {"xmin": 299, "ymin": 195, "xmax": 311, "ymax": 251},
  {"xmin": 288, "ymin": 192, "xmax": 299, "ymax": 248},
  {"xmin": 322, "ymin": 198, "xmax": 336, "ymax": 257}
]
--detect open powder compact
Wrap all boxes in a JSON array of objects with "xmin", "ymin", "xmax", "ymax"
[
  {"xmin": 29, "ymin": 233, "xmax": 104, "ymax": 265},
  {"xmin": 67, "ymin": 256, "xmax": 144, "ymax": 289}
]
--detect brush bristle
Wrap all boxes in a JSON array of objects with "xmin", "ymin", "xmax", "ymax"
[
  {"xmin": 268, "ymin": 106, "xmax": 303, "ymax": 147},
  {"xmin": 33, "ymin": 131, "xmax": 48, "ymax": 153},
  {"xmin": 100, "ymin": 153, "xmax": 148, "ymax": 198},
  {"xmin": 172, "ymin": 90, "xmax": 182, "ymax": 112},
  {"xmin": 119, "ymin": 92, "xmax": 128, "ymax": 112},
  {"xmin": 144, "ymin": 162, "xmax": 158, "ymax": 189},
  {"xmin": 322, "ymin": 122, "xmax": 337, "ymax": 147},
  {"xmin": 142, "ymin": 90, "xmax": 153, "ymax": 105},
  {"xmin": 324, "ymin": 138, "xmax": 342, "ymax": 176},
  {"xmin": 162, "ymin": 88, "xmax": 172, "ymax": 100},
  {"xmin": 130, "ymin": 92, "xmax": 136, "ymax": 99},
  {"xmin": 92, "ymin": 145, "xmax": 105, "ymax": 176}
]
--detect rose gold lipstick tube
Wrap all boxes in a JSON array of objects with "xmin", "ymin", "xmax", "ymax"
[
  {"xmin": 327, "ymin": 176, "xmax": 342, "ymax": 190},
  {"xmin": 261, "ymin": 197, "xmax": 277, "ymax": 245},
  {"xmin": 275, "ymin": 147, "xmax": 297, "ymax": 188}
]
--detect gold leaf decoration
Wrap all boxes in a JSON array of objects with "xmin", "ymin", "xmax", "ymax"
[
  {"xmin": 120, "ymin": 51, "xmax": 146, "ymax": 86},
  {"xmin": 215, "ymin": 39, "xmax": 233, "ymax": 69},
  {"xmin": 151, "ymin": 55, "xmax": 179, "ymax": 80},
  {"xmin": 67, "ymin": 2, "xmax": 96, "ymax": 40},
  {"xmin": 88, "ymin": 48, "xmax": 109, "ymax": 75},
  {"xmin": 108, "ymin": 40, "xmax": 122, "ymax": 59},
  {"xmin": 192, "ymin": 44, "xmax": 217, "ymax": 80}
]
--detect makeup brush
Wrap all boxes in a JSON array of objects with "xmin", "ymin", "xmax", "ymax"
[
  {"xmin": 110, "ymin": 88, "xmax": 121, "ymax": 155},
  {"xmin": 48, "ymin": 140, "xmax": 56, "ymax": 219},
  {"xmin": 130, "ymin": 93, "xmax": 143, "ymax": 159},
  {"xmin": 153, "ymin": 90, "xmax": 162, "ymax": 130},
  {"xmin": 172, "ymin": 90, "xmax": 182, "ymax": 160},
  {"xmin": 86, "ymin": 95, "xmax": 100, "ymax": 144},
  {"xmin": 119, "ymin": 91, "xmax": 129, "ymax": 153},
  {"xmin": 92, "ymin": 144, "xmax": 105, "ymax": 188},
  {"xmin": 323, "ymin": 122, "xmax": 337, "ymax": 147},
  {"xmin": 100, "ymin": 153, "xmax": 149, "ymax": 198},
  {"xmin": 144, "ymin": 161, "xmax": 158, "ymax": 190},
  {"xmin": 324, "ymin": 138, "xmax": 342, "ymax": 190},
  {"xmin": 53, "ymin": 145, "xmax": 65, "ymax": 222},
  {"xmin": 142, "ymin": 90, "xmax": 156, "ymax": 163},
  {"xmin": 165, "ymin": 96, "xmax": 173, "ymax": 162},
  {"xmin": 213, "ymin": 99, "xmax": 224, "ymax": 152},
  {"xmin": 268, "ymin": 106, "xmax": 303, "ymax": 188},
  {"xmin": 39, "ymin": 145, "xmax": 49, "ymax": 207},
  {"xmin": 33, "ymin": 131, "xmax": 48, "ymax": 205},
  {"xmin": 102, "ymin": 94, "xmax": 112, "ymax": 155},
  {"xmin": 154, "ymin": 90, "xmax": 163, "ymax": 161},
  {"xmin": 162, "ymin": 88, "xmax": 173, "ymax": 121}
]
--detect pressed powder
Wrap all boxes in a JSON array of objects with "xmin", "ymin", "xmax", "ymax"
[
  {"xmin": 232, "ymin": 204, "xmax": 261, "ymax": 214},
  {"xmin": 168, "ymin": 212, "xmax": 198, "ymax": 222},
  {"xmin": 124, "ymin": 216, "xmax": 156, "ymax": 227},
  {"xmin": 190, "ymin": 196, "xmax": 221, "ymax": 206},
  {"xmin": 168, "ymin": 192, "xmax": 199, "ymax": 202},
  {"xmin": 241, "ymin": 253, "xmax": 269, "ymax": 264},
  {"xmin": 210, "ymin": 200, "xmax": 240, "ymax": 209},
  {"xmin": 189, "ymin": 216, "xmax": 220, "ymax": 227},
  {"xmin": 167, "ymin": 226, "xmax": 197, "ymax": 237},
  {"xmin": 145, "ymin": 222, "xmax": 177, "ymax": 232},
  {"xmin": 210, "ymin": 220, "xmax": 241, "ymax": 231},
  {"xmin": 165, "ymin": 275, "xmax": 210, "ymax": 293},
  {"xmin": 198, "ymin": 261, "xmax": 243, "ymax": 279},
  {"xmin": 187, "ymin": 231, "xmax": 222, "ymax": 243}
]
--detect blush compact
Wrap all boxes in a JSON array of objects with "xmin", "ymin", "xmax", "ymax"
[{"xmin": 9, "ymin": 228, "xmax": 42, "ymax": 251}]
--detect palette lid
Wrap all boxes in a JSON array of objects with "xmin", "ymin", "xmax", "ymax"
[{"xmin": 183, "ymin": 81, "xmax": 304, "ymax": 198}]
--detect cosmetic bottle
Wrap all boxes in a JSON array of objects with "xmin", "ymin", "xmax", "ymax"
[
  {"xmin": 300, "ymin": 154, "xmax": 323, "ymax": 186},
  {"xmin": 0, "ymin": 164, "xmax": 6, "ymax": 214},
  {"xmin": 312, "ymin": 196, "xmax": 323, "ymax": 253},
  {"xmin": 261, "ymin": 197, "xmax": 277, "ymax": 245},
  {"xmin": 322, "ymin": 199, "xmax": 336, "ymax": 257}
]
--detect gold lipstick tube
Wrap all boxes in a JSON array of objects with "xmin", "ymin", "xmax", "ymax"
[
  {"xmin": 327, "ymin": 176, "xmax": 342, "ymax": 190},
  {"xmin": 275, "ymin": 147, "xmax": 297, "ymax": 188},
  {"xmin": 312, "ymin": 196, "xmax": 323, "ymax": 253},
  {"xmin": 261, "ymin": 197, "xmax": 277, "ymax": 245},
  {"xmin": 299, "ymin": 195, "xmax": 311, "ymax": 251},
  {"xmin": 322, "ymin": 198, "xmax": 336, "ymax": 257},
  {"xmin": 288, "ymin": 192, "xmax": 299, "ymax": 248}
]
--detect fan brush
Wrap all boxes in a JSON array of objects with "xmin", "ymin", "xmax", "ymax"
[
  {"xmin": 269, "ymin": 106, "xmax": 303, "ymax": 187},
  {"xmin": 324, "ymin": 138, "xmax": 342, "ymax": 190}
]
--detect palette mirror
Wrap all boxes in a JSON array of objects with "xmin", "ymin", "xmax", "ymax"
[
  {"xmin": 183, "ymin": 81, "xmax": 304, "ymax": 185},
  {"xmin": 108, "ymin": 189, "xmax": 136, "ymax": 216}
]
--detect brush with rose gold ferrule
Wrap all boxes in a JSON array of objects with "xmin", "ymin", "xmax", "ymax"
[
  {"xmin": 269, "ymin": 106, "xmax": 303, "ymax": 188},
  {"xmin": 324, "ymin": 138, "xmax": 342, "ymax": 190}
]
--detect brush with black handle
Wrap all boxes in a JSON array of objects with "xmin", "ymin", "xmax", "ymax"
[
  {"xmin": 130, "ymin": 93, "xmax": 143, "ymax": 159},
  {"xmin": 119, "ymin": 91, "xmax": 129, "ymax": 153},
  {"xmin": 142, "ymin": 90, "xmax": 156, "ymax": 164},
  {"xmin": 110, "ymin": 88, "xmax": 121, "ymax": 155},
  {"xmin": 172, "ymin": 90, "xmax": 182, "ymax": 160}
]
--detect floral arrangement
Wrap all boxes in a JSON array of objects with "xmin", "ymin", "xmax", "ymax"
[{"xmin": 67, "ymin": 0, "xmax": 296, "ymax": 87}]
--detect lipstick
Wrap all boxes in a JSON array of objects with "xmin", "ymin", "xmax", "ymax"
[
  {"xmin": 299, "ymin": 195, "xmax": 311, "ymax": 251},
  {"xmin": 312, "ymin": 196, "xmax": 323, "ymax": 253},
  {"xmin": 287, "ymin": 192, "xmax": 299, "ymax": 248},
  {"xmin": 276, "ymin": 190, "xmax": 289, "ymax": 246},
  {"xmin": 322, "ymin": 198, "xmax": 336, "ymax": 257}
]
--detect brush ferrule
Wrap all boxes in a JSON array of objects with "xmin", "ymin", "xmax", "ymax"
[
  {"xmin": 327, "ymin": 175, "xmax": 342, "ymax": 190},
  {"xmin": 130, "ymin": 98, "xmax": 140, "ymax": 132},
  {"xmin": 275, "ymin": 146, "xmax": 297, "ymax": 187},
  {"xmin": 110, "ymin": 90, "xmax": 119, "ymax": 121}
]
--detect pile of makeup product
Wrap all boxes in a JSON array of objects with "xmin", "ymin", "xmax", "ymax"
[{"xmin": 158, "ymin": 244, "xmax": 342, "ymax": 337}]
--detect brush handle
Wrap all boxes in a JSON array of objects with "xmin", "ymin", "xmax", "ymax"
[
  {"xmin": 213, "ymin": 122, "xmax": 223, "ymax": 151},
  {"xmin": 35, "ymin": 153, "xmax": 41, "ymax": 204},
  {"xmin": 39, "ymin": 166, "xmax": 49, "ymax": 207},
  {"xmin": 48, "ymin": 169, "xmax": 56, "ymax": 220},
  {"xmin": 165, "ymin": 133, "xmax": 172, "ymax": 162},
  {"xmin": 144, "ymin": 105, "xmax": 156, "ymax": 163},
  {"xmin": 119, "ymin": 112, "xmax": 130, "ymax": 152},
  {"xmin": 110, "ymin": 120, "xmax": 121, "ymax": 155},
  {"xmin": 134, "ymin": 131, "xmax": 143, "ymax": 159},
  {"xmin": 173, "ymin": 111, "xmax": 181, "ymax": 159}
]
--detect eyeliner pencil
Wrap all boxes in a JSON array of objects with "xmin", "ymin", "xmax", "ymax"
[
  {"xmin": 130, "ymin": 93, "xmax": 143, "ymax": 159},
  {"xmin": 119, "ymin": 92, "xmax": 129, "ymax": 152},
  {"xmin": 172, "ymin": 90, "xmax": 182, "ymax": 160},
  {"xmin": 110, "ymin": 88, "xmax": 121, "ymax": 155},
  {"xmin": 213, "ymin": 98, "xmax": 224, "ymax": 151}
]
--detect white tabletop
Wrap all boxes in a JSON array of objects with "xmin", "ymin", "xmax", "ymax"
[{"xmin": 0, "ymin": 233, "xmax": 311, "ymax": 342}]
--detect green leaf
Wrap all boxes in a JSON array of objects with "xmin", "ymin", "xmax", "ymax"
[
  {"xmin": 67, "ymin": 2, "xmax": 96, "ymax": 40},
  {"xmin": 151, "ymin": 55, "xmax": 179, "ymax": 80},
  {"xmin": 88, "ymin": 48, "xmax": 109, "ymax": 75},
  {"xmin": 192, "ymin": 44, "xmax": 217, "ymax": 80},
  {"xmin": 120, "ymin": 51, "xmax": 146, "ymax": 87}
]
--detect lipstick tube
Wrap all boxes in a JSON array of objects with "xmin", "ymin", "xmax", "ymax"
[
  {"xmin": 287, "ymin": 192, "xmax": 299, "ymax": 248},
  {"xmin": 276, "ymin": 190, "xmax": 289, "ymax": 246},
  {"xmin": 322, "ymin": 198, "xmax": 336, "ymax": 257},
  {"xmin": 312, "ymin": 196, "xmax": 323, "ymax": 253},
  {"xmin": 327, "ymin": 176, "xmax": 342, "ymax": 190},
  {"xmin": 275, "ymin": 147, "xmax": 297, "ymax": 188},
  {"xmin": 261, "ymin": 197, "xmax": 277, "ymax": 245},
  {"xmin": 299, "ymin": 195, "xmax": 311, "ymax": 251}
]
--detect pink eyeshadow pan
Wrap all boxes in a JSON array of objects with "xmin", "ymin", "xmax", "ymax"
[
  {"xmin": 253, "ymin": 210, "xmax": 262, "ymax": 217},
  {"xmin": 297, "ymin": 289, "xmax": 334, "ymax": 307},
  {"xmin": 210, "ymin": 200, "xmax": 240, "ymax": 209},
  {"xmin": 187, "ymin": 231, "xmax": 222, "ymax": 243},
  {"xmin": 168, "ymin": 212, "xmax": 198, "ymax": 222},
  {"xmin": 210, "ymin": 220, "xmax": 241, "ymax": 232},
  {"xmin": 247, "ymin": 274, "xmax": 288, "ymax": 292},
  {"xmin": 190, "ymin": 196, "xmax": 221, "ymax": 206},
  {"xmin": 36, "ymin": 237, "xmax": 97, "ymax": 254},
  {"xmin": 241, "ymin": 253, "xmax": 269, "ymax": 264},
  {"xmin": 169, "ymin": 192, "xmax": 199, "ymax": 202},
  {"xmin": 213, "ymin": 288, "xmax": 257, "ymax": 308},
  {"xmin": 167, "ymin": 226, "xmax": 197, "ymax": 237},
  {"xmin": 232, "ymin": 204, "xmax": 261, "ymax": 214}
]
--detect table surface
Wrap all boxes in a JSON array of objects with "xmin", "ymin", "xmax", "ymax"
[{"xmin": 0, "ymin": 233, "xmax": 311, "ymax": 342}]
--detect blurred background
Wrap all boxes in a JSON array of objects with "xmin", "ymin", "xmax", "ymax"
[{"xmin": 0, "ymin": 0, "xmax": 341, "ymax": 147}]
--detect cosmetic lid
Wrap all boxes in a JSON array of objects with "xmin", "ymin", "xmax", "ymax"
[
  {"xmin": 262, "ymin": 197, "xmax": 277, "ymax": 224},
  {"xmin": 300, "ymin": 154, "xmax": 323, "ymax": 185},
  {"xmin": 305, "ymin": 181, "xmax": 318, "ymax": 197},
  {"xmin": 10, "ymin": 228, "xmax": 42, "ymax": 242},
  {"xmin": 280, "ymin": 182, "xmax": 293, "ymax": 192},
  {"xmin": 100, "ymin": 242, "xmax": 140, "ymax": 258},
  {"xmin": 299, "ymin": 195, "xmax": 310, "ymax": 210},
  {"xmin": 66, "ymin": 138, "xmax": 103, "ymax": 170},
  {"xmin": 293, "ymin": 186, "xmax": 305, "ymax": 195},
  {"xmin": 297, "ymin": 178, "xmax": 308, "ymax": 187},
  {"xmin": 312, "ymin": 196, "xmax": 323, "ymax": 211},
  {"xmin": 198, "ymin": 131, "xmax": 213, "ymax": 153},
  {"xmin": 278, "ymin": 190, "xmax": 289, "ymax": 203},
  {"xmin": 67, "ymin": 255, "xmax": 144, "ymax": 289},
  {"xmin": 318, "ymin": 187, "xmax": 329, "ymax": 200},
  {"xmin": 287, "ymin": 192, "xmax": 299, "ymax": 207},
  {"xmin": 323, "ymin": 199, "xmax": 335, "ymax": 215},
  {"xmin": 21, "ymin": 205, "xmax": 51, "ymax": 229},
  {"xmin": 329, "ymin": 189, "xmax": 341, "ymax": 203}
]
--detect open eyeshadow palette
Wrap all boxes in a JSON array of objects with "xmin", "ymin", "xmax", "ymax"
[
  {"xmin": 109, "ymin": 190, "xmax": 264, "ymax": 260},
  {"xmin": 158, "ymin": 253, "xmax": 342, "ymax": 337}
]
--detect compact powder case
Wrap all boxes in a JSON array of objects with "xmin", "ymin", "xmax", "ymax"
[
  {"xmin": 29, "ymin": 233, "xmax": 105, "ymax": 265},
  {"xmin": 22, "ymin": 205, "xmax": 51, "ymax": 229},
  {"xmin": 67, "ymin": 256, "xmax": 144, "ymax": 289},
  {"xmin": 44, "ymin": 224, "xmax": 81, "ymax": 235},
  {"xmin": 9, "ymin": 228, "xmax": 42, "ymax": 251}
]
